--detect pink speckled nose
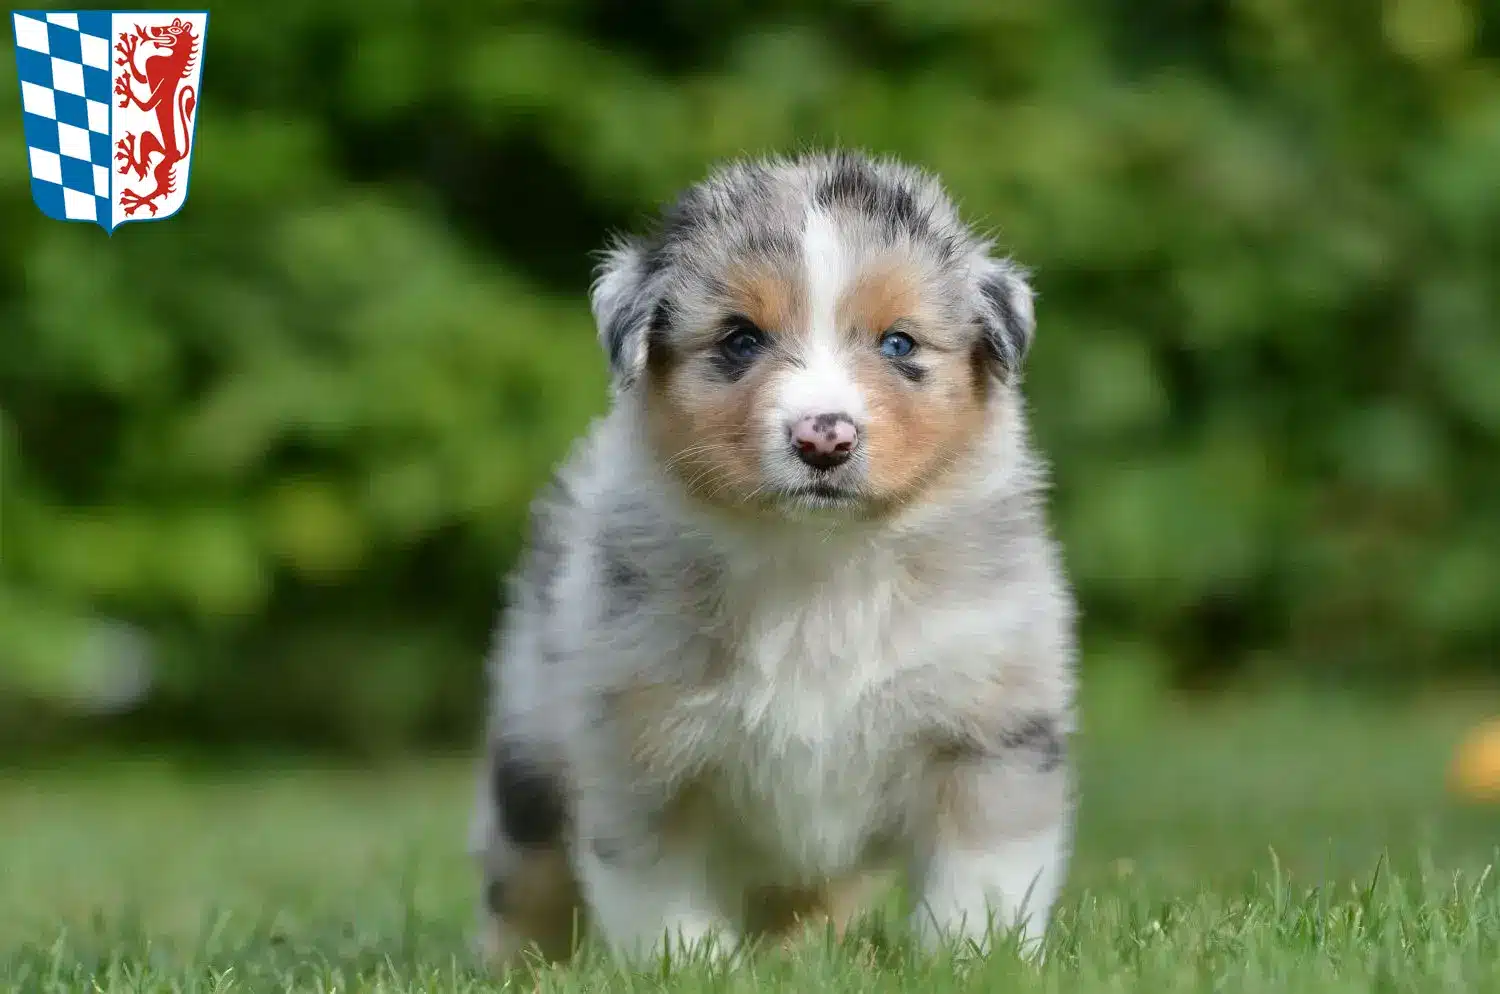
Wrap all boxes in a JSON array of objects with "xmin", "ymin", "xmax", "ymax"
[{"xmin": 790, "ymin": 413, "xmax": 859, "ymax": 470}]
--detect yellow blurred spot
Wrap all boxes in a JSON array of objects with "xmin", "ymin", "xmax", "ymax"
[
  {"xmin": 263, "ymin": 480, "xmax": 365, "ymax": 578},
  {"xmin": 1383, "ymin": 0, "xmax": 1474, "ymax": 64},
  {"xmin": 1451, "ymin": 720, "xmax": 1500, "ymax": 800}
]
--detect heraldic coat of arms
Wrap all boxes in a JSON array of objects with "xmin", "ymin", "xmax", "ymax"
[{"xmin": 11, "ymin": 9, "xmax": 207, "ymax": 232}]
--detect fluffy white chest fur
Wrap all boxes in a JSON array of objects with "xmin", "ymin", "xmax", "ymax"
[{"xmin": 687, "ymin": 548, "xmax": 918, "ymax": 880}]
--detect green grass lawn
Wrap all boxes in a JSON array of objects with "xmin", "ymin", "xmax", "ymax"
[{"xmin": 4, "ymin": 690, "xmax": 1500, "ymax": 992}]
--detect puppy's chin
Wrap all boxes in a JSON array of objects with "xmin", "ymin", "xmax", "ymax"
[
  {"xmin": 746, "ymin": 465, "xmax": 909, "ymax": 524},
  {"xmin": 660, "ymin": 463, "xmax": 878, "ymax": 522},
  {"xmin": 763, "ymin": 482, "xmax": 868, "ymax": 520}
]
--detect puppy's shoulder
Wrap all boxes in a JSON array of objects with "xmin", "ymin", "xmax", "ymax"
[{"xmin": 513, "ymin": 411, "xmax": 709, "ymax": 625}]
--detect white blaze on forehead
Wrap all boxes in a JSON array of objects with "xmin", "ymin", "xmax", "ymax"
[
  {"xmin": 776, "ymin": 209, "xmax": 866, "ymax": 422},
  {"xmin": 802, "ymin": 208, "xmax": 847, "ymax": 342}
]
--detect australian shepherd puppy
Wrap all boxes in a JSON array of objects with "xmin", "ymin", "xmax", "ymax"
[{"xmin": 469, "ymin": 150, "xmax": 1077, "ymax": 966}]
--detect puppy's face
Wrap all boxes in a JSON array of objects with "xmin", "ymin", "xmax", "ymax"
[{"xmin": 591, "ymin": 153, "xmax": 1035, "ymax": 520}]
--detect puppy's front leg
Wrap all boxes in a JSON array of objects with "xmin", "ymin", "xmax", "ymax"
[
  {"xmin": 909, "ymin": 716, "xmax": 1073, "ymax": 956},
  {"xmin": 574, "ymin": 785, "xmax": 739, "ymax": 963}
]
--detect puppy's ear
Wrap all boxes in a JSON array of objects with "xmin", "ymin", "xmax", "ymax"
[
  {"xmin": 971, "ymin": 254, "xmax": 1036, "ymax": 381},
  {"xmin": 590, "ymin": 236, "xmax": 664, "ymax": 387}
]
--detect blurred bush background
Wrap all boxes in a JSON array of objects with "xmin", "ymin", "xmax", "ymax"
[{"xmin": 2, "ymin": 0, "xmax": 1497, "ymax": 758}]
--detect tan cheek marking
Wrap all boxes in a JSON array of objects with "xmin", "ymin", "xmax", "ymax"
[
  {"xmin": 837, "ymin": 259, "xmax": 993, "ymax": 504},
  {"xmin": 644, "ymin": 354, "xmax": 775, "ymax": 504},
  {"xmin": 642, "ymin": 265, "xmax": 802, "ymax": 507},
  {"xmin": 854, "ymin": 342, "xmax": 989, "ymax": 501}
]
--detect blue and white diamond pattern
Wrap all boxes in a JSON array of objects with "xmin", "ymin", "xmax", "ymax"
[{"xmin": 12, "ymin": 10, "xmax": 115, "ymax": 226}]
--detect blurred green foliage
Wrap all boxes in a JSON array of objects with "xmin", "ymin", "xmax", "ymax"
[{"xmin": 2, "ymin": 0, "xmax": 1498, "ymax": 753}]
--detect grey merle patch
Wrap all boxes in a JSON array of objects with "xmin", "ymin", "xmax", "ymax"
[
  {"xmin": 485, "ymin": 879, "xmax": 507, "ymax": 914},
  {"xmin": 999, "ymin": 714, "xmax": 1066, "ymax": 773},
  {"xmin": 976, "ymin": 266, "xmax": 1035, "ymax": 379},
  {"xmin": 815, "ymin": 153, "xmax": 926, "ymax": 238},
  {"xmin": 599, "ymin": 532, "xmax": 649, "ymax": 619},
  {"xmin": 519, "ymin": 474, "xmax": 574, "ymax": 609},
  {"xmin": 492, "ymin": 741, "xmax": 567, "ymax": 848}
]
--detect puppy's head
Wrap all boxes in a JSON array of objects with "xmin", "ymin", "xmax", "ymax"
[{"xmin": 591, "ymin": 151, "xmax": 1035, "ymax": 520}]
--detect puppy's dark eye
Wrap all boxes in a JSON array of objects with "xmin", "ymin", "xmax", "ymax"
[
  {"xmin": 720, "ymin": 319, "xmax": 767, "ymax": 363},
  {"xmin": 879, "ymin": 330, "xmax": 916, "ymax": 358}
]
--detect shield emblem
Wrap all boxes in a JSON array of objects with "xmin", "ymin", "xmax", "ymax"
[{"xmin": 11, "ymin": 9, "xmax": 207, "ymax": 233}]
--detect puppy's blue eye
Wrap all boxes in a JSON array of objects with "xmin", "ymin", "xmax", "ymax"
[
  {"xmin": 879, "ymin": 331, "xmax": 915, "ymax": 358},
  {"xmin": 720, "ymin": 322, "xmax": 766, "ymax": 362}
]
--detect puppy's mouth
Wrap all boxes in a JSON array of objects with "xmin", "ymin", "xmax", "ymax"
[
  {"xmin": 769, "ymin": 481, "xmax": 866, "ymax": 511},
  {"xmin": 789, "ymin": 482, "xmax": 855, "ymax": 500}
]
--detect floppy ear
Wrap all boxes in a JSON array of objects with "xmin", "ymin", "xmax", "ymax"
[
  {"xmin": 972, "ymin": 254, "xmax": 1036, "ymax": 381},
  {"xmin": 589, "ymin": 237, "xmax": 661, "ymax": 388}
]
